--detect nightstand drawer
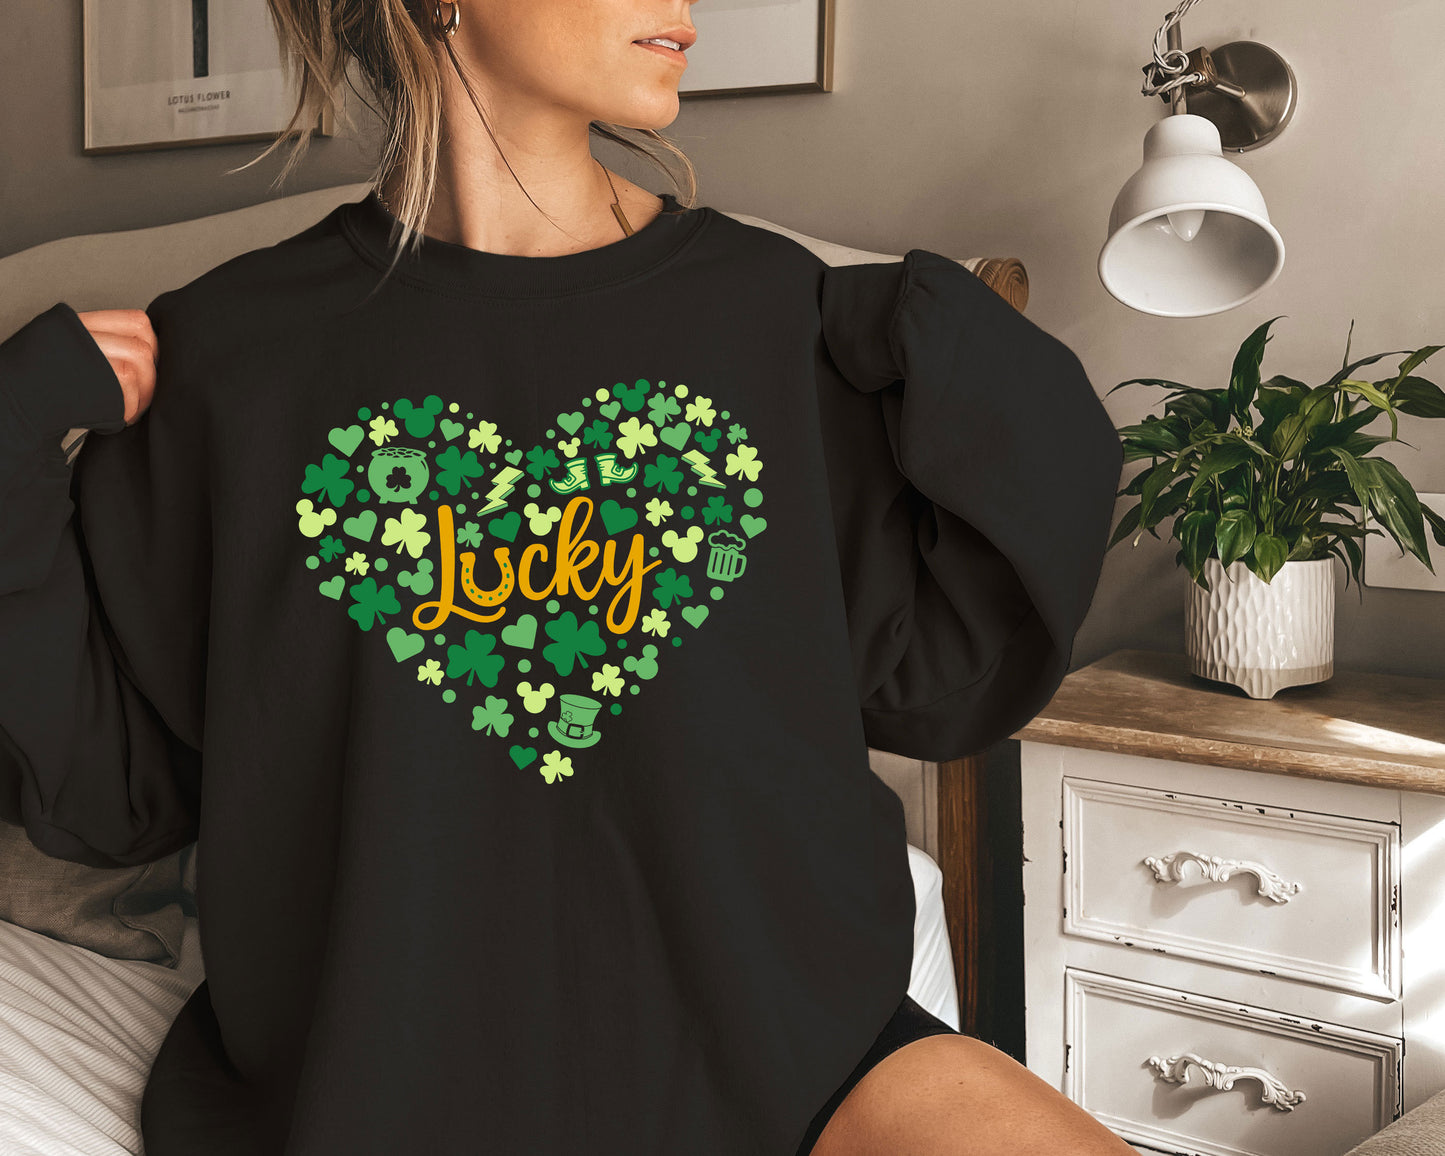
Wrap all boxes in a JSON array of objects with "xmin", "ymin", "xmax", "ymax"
[
  {"xmin": 1063, "ymin": 777, "xmax": 1400, "ymax": 999},
  {"xmin": 1065, "ymin": 969, "xmax": 1402, "ymax": 1156}
]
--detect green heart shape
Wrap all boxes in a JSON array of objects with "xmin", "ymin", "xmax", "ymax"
[
  {"xmin": 600, "ymin": 499, "xmax": 639, "ymax": 536},
  {"xmin": 302, "ymin": 389, "xmax": 766, "ymax": 783},
  {"xmin": 500, "ymin": 613, "xmax": 538, "ymax": 649},
  {"xmin": 557, "ymin": 411, "xmax": 585, "ymax": 435},
  {"xmin": 387, "ymin": 626, "xmax": 426, "ymax": 661},
  {"xmin": 343, "ymin": 509, "xmax": 378, "ymax": 542},
  {"xmin": 488, "ymin": 510, "xmax": 522, "ymax": 542},
  {"xmin": 328, "ymin": 424, "xmax": 364, "ymax": 457},
  {"xmin": 659, "ymin": 423, "xmax": 692, "ymax": 451}
]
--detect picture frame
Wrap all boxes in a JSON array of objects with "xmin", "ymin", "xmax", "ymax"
[
  {"xmin": 81, "ymin": 0, "xmax": 331, "ymax": 154},
  {"xmin": 679, "ymin": 0, "xmax": 835, "ymax": 98}
]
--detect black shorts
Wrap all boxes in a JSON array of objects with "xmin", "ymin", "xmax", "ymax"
[{"xmin": 795, "ymin": 993, "xmax": 961, "ymax": 1155}]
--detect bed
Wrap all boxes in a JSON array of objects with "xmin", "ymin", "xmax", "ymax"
[{"xmin": 0, "ymin": 182, "xmax": 1030, "ymax": 1154}]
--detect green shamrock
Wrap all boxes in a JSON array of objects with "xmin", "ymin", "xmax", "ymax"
[
  {"xmin": 434, "ymin": 444, "xmax": 485, "ymax": 496},
  {"xmin": 541, "ymin": 611, "xmax": 607, "ymax": 677},
  {"xmin": 447, "ymin": 630, "xmax": 505, "ymax": 688},
  {"xmin": 524, "ymin": 444, "xmax": 561, "ymax": 481},
  {"xmin": 347, "ymin": 577, "xmax": 401, "ymax": 630},
  {"xmin": 471, "ymin": 695, "xmax": 514, "ymax": 736},
  {"xmin": 647, "ymin": 392, "xmax": 682, "ymax": 426},
  {"xmin": 701, "ymin": 496, "xmax": 733, "ymax": 525},
  {"xmin": 302, "ymin": 453, "xmax": 356, "ymax": 507},
  {"xmin": 456, "ymin": 520, "xmax": 482, "ymax": 547},
  {"xmin": 642, "ymin": 453, "xmax": 684, "ymax": 495},
  {"xmin": 726, "ymin": 422, "xmax": 748, "ymax": 444},
  {"xmin": 582, "ymin": 419, "xmax": 614, "ymax": 450},
  {"xmin": 317, "ymin": 535, "xmax": 346, "ymax": 562},
  {"xmin": 651, "ymin": 567, "xmax": 693, "ymax": 609}
]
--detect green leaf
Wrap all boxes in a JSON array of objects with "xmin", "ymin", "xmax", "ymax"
[
  {"xmin": 1394, "ymin": 375, "xmax": 1445, "ymax": 418},
  {"xmin": 1216, "ymin": 509, "xmax": 1257, "ymax": 569},
  {"xmin": 1106, "ymin": 376, "xmax": 1201, "ymax": 397},
  {"xmin": 1339, "ymin": 378, "xmax": 1398, "ymax": 439},
  {"xmin": 1228, "ymin": 316, "xmax": 1286, "ymax": 425},
  {"xmin": 1253, "ymin": 533, "xmax": 1289, "ymax": 583},
  {"xmin": 1365, "ymin": 458, "xmax": 1434, "ymax": 572},
  {"xmin": 1186, "ymin": 441, "xmax": 1255, "ymax": 500}
]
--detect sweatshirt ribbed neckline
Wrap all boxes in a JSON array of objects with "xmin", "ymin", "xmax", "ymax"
[{"xmin": 339, "ymin": 188, "xmax": 711, "ymax": 300}]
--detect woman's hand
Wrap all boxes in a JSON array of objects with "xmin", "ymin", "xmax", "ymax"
[{"xmin": 75, "ymin": 308, "xmax": 158, "ymax": 427}]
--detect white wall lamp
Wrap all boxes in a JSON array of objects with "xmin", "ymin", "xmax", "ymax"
[{"xmin": 1098, "ymin": 0, "xmax": 1297, "ymax": 317}]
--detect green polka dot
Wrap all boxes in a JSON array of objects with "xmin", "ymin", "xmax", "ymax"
[
  {"xmin": 455, "ymin": 503, "xmax": 466, "ymax": 513},
  {"xmin": 626, "ymin": 487, "xmax": 636, "ymax": 498},
  {"xmin": 517, "ymin": 658, "xmax": 531, "ymax": 673},
  {"xmin": 358, "ymin": 407, "xmax": 371, "ymax": 420},
  {"xmin": 528, "ymin": 727, "xmax": 539, "ymax": 738},
  {"xmin": 616, "ymin": 638, "xmax": 626, "ymax": 648},
  {"xmin": 428, "ymin": 490, "xmax": 439, "ymax": 500},
  {"xmin": 381, "ymin": 402, "xmax": 389, "ymax": 409},
  {"xmin": 442, "ymin": 689, "xmax": 455, "ymax": 703},
  {"xmin": 467, "ymin": 412, "xmax": 474, "ymax": 420},
  {"xmin": 720, "ymin": 410, "xmax": 729, "ymax": 419},
  {"xmin": 681, "ymin": 506, "xmax": 693, "ymax": 519},
  {"xmin": 582, "ymin": 398, "xmax": 592, "ymax": 406},
  {"xmin": 587, "ymin": 604, "xmax": 598, "ymax": 614},
  {"xmin": 546, "ymin": 599, "xmax": 560, "ymax": 613},
  {"xmin": 448, "ymin": 402, "xmax": 459, "ymax": 413},
  {"xmin": 356, "ymin": 465, "xmax": 364, "ymax": 472},
  {"xmin": 528, "ymin": 483, "xmax": 541, "ymax": 498},
  {"xmin": 744, "ymin": 487, "xmax": 763, "ymax": 507},
  {"xmin": 649, "ymin": 547, "xmax": 659, "ymax": 556},
  {"xmin": 675, "ymin": 383, "xmax": 689, "ymax": 396},
  {"xmin": 428, "ymin": 440, "xmax": 436, "ymax": 448},
  {"xmin": 710, "ymin": 586, "xmax": 724, "ymax": 599},
  {"xmin": 470, "ymin": 492, "xmax": 479, "ymax": 499},
  {"xmin": 358, "ymin": 490, "xmax": 370, "ymax": 502},
  {"xmin": 629, "ymin": 684, "xmax": 640, "ymax": 695},
  {"xmin": 672, "ymin": 637, "xmax": 682, "ymax": 646},
  {"xmin": 305, "ymin": 556, "xmax": 319, "ymax": 569},
  {"xmin": 687, "ymin": 486, "xmax": 696, "ymax": 496},
  {"xmin": 434, "ymin": 634, "xmax": 446, "ymax": 646},
  {"xmin": 610, "ymin": 703, "xmax": 622, "ymax": 715},
  {"xmin": 374, "ymin": 558, "xmax": 387, "ymax": 572}
]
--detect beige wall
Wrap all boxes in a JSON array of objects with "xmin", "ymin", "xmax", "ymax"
[{"xmin": 4, "ymin": 0, "xmax": 1442, "ymax": 677}]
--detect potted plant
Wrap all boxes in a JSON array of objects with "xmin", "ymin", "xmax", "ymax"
[{"xmin": 1106, "ymin": 316, "xmax": 1445, "ymax": 698}]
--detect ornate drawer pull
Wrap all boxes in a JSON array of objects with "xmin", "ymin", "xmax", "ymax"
[
  {"xmin": 1142, "ymin": 850, "xmax": 1303, "ymax": 903},
  {"xmin": 1145, "ymin": 1051, "xmax": 1307, "ymax": 1111}
]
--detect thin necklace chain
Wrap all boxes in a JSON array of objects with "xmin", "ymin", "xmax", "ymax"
[{"xmin": 372, "ymin": 157, "xmax": 632, "ymax": 237}]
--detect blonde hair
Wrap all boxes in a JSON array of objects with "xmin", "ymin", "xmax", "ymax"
[{"xmin": 241, "ymin": 0, "xmax": 700, "ymax": 291}]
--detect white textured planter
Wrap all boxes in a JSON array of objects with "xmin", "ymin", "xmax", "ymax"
[{"xmin": 1184, "ymin": 557, "xmax": 1335, "ymax": 699}]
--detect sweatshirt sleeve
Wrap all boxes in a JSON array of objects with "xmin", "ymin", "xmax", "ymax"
[
  {"xmin": 816, "ymin": 249, "xmax": 1122, "ymax": 763},
  {"xmin": 0, "ymin": 299, "xmax": 208, "ymax": 868}
]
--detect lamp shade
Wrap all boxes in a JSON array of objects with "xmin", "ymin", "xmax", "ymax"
[{"xmin": 1099, "ymin": 114, "xmax": 1285, "ymax": 318}]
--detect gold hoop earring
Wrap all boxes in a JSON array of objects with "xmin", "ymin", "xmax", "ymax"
[{"xmin": 433, "ymin": 1, "xmax": 460, "ymax": 37}]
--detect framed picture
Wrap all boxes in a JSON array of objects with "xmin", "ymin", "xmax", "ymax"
[
  {"xmin": 679, "ymin": 0, "xmax": 835, "ymax": 98},
  {"xmin": 82, "ymin": 0, "xmax": 331, "ymax": 154}
]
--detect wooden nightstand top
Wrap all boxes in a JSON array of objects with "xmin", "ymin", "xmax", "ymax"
[{"xmin": 1011, "ymin": 648, "xmax": 1445, "ymax": 795}]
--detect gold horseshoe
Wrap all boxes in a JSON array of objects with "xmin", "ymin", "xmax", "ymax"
[{"xmin": 458, "ymin": 546, "xmax": 513, "ymax": 619}]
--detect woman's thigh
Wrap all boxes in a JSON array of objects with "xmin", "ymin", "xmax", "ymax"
[{"xmin": 808, "ymin": 1033, "xmax": 1136, "ymax": 1156}]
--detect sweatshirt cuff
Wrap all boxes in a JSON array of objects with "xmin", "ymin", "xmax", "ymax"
[
  {"xmin": 819, "ymin": 257, "xmax": 910, "ymax": 393},
  {"xmin": 0, "ymin": 302, "xmax": 128, "ymax": 441}
]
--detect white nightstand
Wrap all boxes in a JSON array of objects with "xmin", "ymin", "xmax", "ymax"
[{"xmin": 1014, "ymin": 649, "xmax": 1445, "ymax": 1156}]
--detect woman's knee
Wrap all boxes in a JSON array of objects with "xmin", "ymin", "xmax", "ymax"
[{"xmin": 811, "ymin": 1033, "xmax": 1134, "ymax": 1155}]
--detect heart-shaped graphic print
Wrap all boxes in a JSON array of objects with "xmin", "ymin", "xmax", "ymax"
[{"xmin": 296, "ymin": 380, "xmax": 766, "ymax": 784}]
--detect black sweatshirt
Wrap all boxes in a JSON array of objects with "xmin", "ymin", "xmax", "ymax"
[{"xmin": 0, "ymin": 190, "xmax": 1121, "ymax": 1155}]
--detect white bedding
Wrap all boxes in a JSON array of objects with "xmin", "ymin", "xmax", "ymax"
[{"xmin": 0, "ymin": 844, "xmax": 957, "ymax": 1156}]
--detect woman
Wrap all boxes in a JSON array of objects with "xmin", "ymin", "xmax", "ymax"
[{"xmin": 0, "ymin": 1, "xmax": 1128, "ymax": 1153}]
